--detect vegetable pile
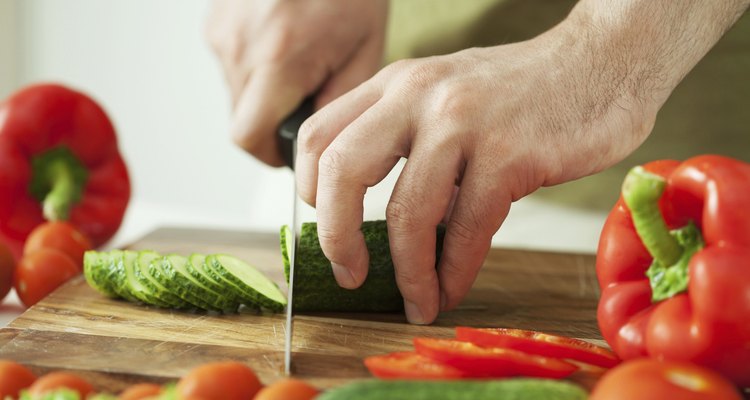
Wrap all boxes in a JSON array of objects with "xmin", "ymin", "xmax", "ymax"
[
  {"xmin": 0, "ymin": 359, "xmax": 319, "ymax": 400},
  {"xmin": 83, "ymin": 250, "xmax": 287, "ymax": 312},
  {"xmin": 0, "ymin": 84, "xmax": 130, "ymax": 309},
  {"xmin": 596, "ymin": 155, "xmax": 750, "ymax": 386}
]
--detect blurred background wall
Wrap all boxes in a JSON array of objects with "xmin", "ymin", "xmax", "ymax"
[{"xmin": 0, "ymin": 0, "xmax": 607, "ymax": 253}]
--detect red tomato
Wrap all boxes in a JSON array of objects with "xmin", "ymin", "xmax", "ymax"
[
  {"xmin": 364, "ymin": 351, "xmax": 466, "ymax": 380},
  {"xmin": 27, "ymin": 371, "xmax": 94, "ymax": 398},
  {"xmin": 14, "ymin": 248, "xmax": 80, "ymax": 307},
  {"xmin": 254, "ymin": 378, "xmax": 319, "ymax": 400},
  {"xmin": 176, "ymin": 361, "xmax": 261, "ymax": 400},
  {"xmin": 0, "ymin": 360, "xmax": 37, "ymax": 399},
  {"xmin": 455, "ymin": 327, "xmax": 620, "ymax": 368},
  {"xmin": 413, "ymin": 337, "xmax": 578, "ymax": 379},
  {"xmin": 24, "ymin": 221, "xmax": 92, "ymax": 269},
  {"xmin": 0, "ymin": 242, "xmax": 15, "ymax": 302},
  {"xmin": 589, "ymin": 358, "xmax": 742, "ymax": 400},
  {"xmin": 118, "ymin": 383, "xmax": 162, "ymax": 399}
]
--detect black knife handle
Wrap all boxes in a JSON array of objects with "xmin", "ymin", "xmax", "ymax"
[{"xmin": 278, "ymin": 97, "xmax": 315, "ymax": 170}]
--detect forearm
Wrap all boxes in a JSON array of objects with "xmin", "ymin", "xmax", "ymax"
[{"xmin": 564, "ymin": 0, "xmax": 748, "ymax": 112}]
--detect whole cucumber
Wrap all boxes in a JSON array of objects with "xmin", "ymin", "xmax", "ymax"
[
  {"xmin": 316, "ymin": 379, "xmax": 588, "ymax": 400},
  {"xmin": 281, "ymin": 220, "xmax": 445, "ymax": 312}
]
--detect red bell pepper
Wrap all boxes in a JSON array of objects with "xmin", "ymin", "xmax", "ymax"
[
  {"xmin": 596, "ymin": 155, "xmax": 750, "ymax": 386},
  {"xmin": 0, "ymin": 84, "xmax": 130, "ymax": 260}
]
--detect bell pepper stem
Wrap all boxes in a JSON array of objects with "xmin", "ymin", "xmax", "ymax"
[
  {"xmin": 622, "ymin": 166, "xmax": 682, "ymax": 266},
  {"xmin": 43, "ymin": 158, "xmax": 76, "ymax": 221}
]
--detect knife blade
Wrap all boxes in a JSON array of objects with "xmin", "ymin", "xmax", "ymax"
[{"xmin": 278, "ymin": 97, "xmax": 314, "ymax": 375}]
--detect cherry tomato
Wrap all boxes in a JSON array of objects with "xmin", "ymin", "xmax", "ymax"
[
  {"xmin": 455, "ymin": 327, "xmax": 620, "ymax": 368},
  {"xmin": 0, "ymin": 360, "xmax": 37, "ymax": 399},
  {"xmin": 14, "ymin": 248, "xmax": 80, "ymax": 307},
  {"xmin": 364, "ymin": 351, "xmax": 466, "ymax": 380},
  {"xmin": 176, "ymin": 361, "xmax": 261, "ymax": 400},
  {"xmin": 24, "ymin": 221, "xmax": 92, "ymax": 268},
  {"xmin": 0, "ymin": 242, "xmax": 15, "ymax": 302},
  {"xmin": 254, "ymin": 378, "xmax": 319, "ymax": 400},
  {"xmin": 27, "ymin": 371, "xmax": 94, "ymax": 398},
  {"xmin": 118, "ymin": 383, "xmax": 162, "ymax": 399},
  {"xmin": 589, "ymin": 358, "xmax": 742, "ymax": 400},
  {"xmin": 413, "ymin": 337, "xmax": 578, "ymax": 379}
]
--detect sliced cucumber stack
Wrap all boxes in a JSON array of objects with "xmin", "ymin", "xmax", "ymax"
[{"xmin": 83, "ymin": 249, "xmax": 286, "ymax": 313}]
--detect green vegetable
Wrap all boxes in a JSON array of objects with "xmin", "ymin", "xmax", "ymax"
[
  {"xmin": 316, "ymin": 379, "xmax": 588, "ymax": 400},
  {"xmin": 19, "ymin": 388, "xmax": 84, "ymax": 400},
  {"xmin": 281, "ymin": 220, "xmax": 445, "ymax": 312},
  {"xmin": 83, "ymin": 249, "xmax": 286, "ymax": 313}
]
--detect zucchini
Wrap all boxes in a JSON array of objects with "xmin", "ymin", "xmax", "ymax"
[
  {"xmin": 317, "ymin": 379, "xmax": 588, "ymax": 400},
  {"xmin": 205, "ymin": 254, "xmax": 286, "ymax": 311},
  {"xmin": 282, "ymin": 220, "xmax": 446, "ymax": 312}
]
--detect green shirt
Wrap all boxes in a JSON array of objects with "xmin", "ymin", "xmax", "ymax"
[{"xmin": 387, "ymin": 0, "xmax": 750, "ymax": 211}]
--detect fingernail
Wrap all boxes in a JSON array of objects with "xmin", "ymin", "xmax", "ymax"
[
  {"xmin": 440, "ymin": 292, "xmax": 448, "ymax": 311},
  {"xmin": 404, "ymin": 300, "xmax": 426, "ymax": 325},
  {"xmin": 331, "ymin": 262, "xmax": 357, "ymax": 289}
]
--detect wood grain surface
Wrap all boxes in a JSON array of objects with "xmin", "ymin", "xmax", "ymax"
[{"xmin": 0, "ymin": 227, "xmax": 608, "ymax": 393}]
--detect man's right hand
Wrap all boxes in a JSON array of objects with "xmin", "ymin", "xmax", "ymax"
[{"xmin": 205, "ymin": 0, "xmax": 388, "ymax": 166}]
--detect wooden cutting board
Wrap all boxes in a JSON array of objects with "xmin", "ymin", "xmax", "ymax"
[{"xmin": 0, "ymin": 227, "xmax": 607, "ymax": 393}]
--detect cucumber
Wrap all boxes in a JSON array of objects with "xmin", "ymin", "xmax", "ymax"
[
  {"xmin": 154, "ymin": 254, "xmax": 240, "ymax": 313},
  {"xmin": 317, "ymin": 379, "xmax": 588, "ymax": 400},
  {"xmin": 83, "ymin": 250, "xmax": 118, "ymax": 298},
  {"xmin": 282, "ymin": 220, "xmax": 446, "ymax": 312},
  {"xmin": 103, "ymin": 250, "xmax": 141, "ymax": 303},
  {"xmin": 136, "ymin": 250, "xmax": 193, "ymax": 309},
  {"xmin": 185, "ymin": 253, "xmax": 244, "ymax": 304},
  {"xmin": 119, "ymin": 250, "xmax": 173, "ymax": 307},
  {"xmin": 205, "ymin": 254, "xmax": 286, "ymax": 311}
]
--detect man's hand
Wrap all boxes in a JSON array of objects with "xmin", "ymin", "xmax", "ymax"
[
  {"xmin": 206, "ymin": 0, "xmax": 387, "ymax": 166},
  {"xmin": 295, "ymin": 0, "xmax": 748, "ymax": 324}
]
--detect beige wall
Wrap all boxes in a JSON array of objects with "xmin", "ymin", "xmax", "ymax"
[{"xmin": 0, "ymin": 1, "xmax": 18, "ymax": 97}]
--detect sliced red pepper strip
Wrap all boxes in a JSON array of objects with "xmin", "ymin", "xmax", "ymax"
[
  {"xmin": 596, "ymin": 155, "xmax": 750, "ymax": 386},
  {"xmin": 455, "ymin": 327, "xmax": 620, "ymax": 368},
  {"xmin": 413, "ymin": 338, "xmax": 578, "ymax": 379},
  {"xmin": 0, "ymin": 84, "xmax": 130, "ymax": 260},
  {"xmin": 364, "ymin": 351, "xmax": 466, "ymax": 380}
]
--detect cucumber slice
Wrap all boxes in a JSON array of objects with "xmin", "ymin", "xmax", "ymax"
[
  {"xmin": 120, "ymin": 250, "xmax": 172, "ymax": 307},
  {"xmin": 136, "ymin": 251, "xmax": 193, "ymax": 309},
  {"xmin": 155, "ymin": 254, "xmax": 239, "ymax": 313},
  {"xmin": 282, "ymin": 220, "xmax": 445, "ymax": 312},
  {"xmin": 205, "ymin": 254, "xmax": 286, "ymax": 311},
  {"xmin": 83, "ymin": 250, "xmax": 118, "ymax": 298},
  {"xmin": 185, "ymin": 254, "xmax": 239, "ymax": 300},
  {"xmin": 103, "ymin": 249, "xmax": 141, "ymax": 303}
]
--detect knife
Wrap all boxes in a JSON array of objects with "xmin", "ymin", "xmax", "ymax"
[{"xmin": 278, "ymin": 97, "xmax": 315, "ymax": 375}]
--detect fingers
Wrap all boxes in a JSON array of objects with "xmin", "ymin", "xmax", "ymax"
[
  {"xmin": 313, "ymin": 100, "xmax": 410, "ymax": 289},
  {"xmin": 386, "ymin": 135, "xmax": 463, "ymax": 324},
  {"xmin": 296, "ymin": 81, "xmax": 383, "ymax": 206},
  {"xmin": 231, "ymin": 63, "xmax": 316, "ymax": 166},
  {"xmin": 438, "ymin": 159, "xmax": 511, "ymax": 311}
]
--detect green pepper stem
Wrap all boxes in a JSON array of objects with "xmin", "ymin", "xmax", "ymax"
[
  {"xmin": 43, "ymin": 158, "xmax": 76, "ymax": 221},
  {"xmin": 622, "ymin": 166, "xmax": 682, "ymax": 266}
]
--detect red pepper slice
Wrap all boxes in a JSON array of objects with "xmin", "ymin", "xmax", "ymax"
[
  {"xmin": 364, "ymin": 351, "xmax": 466, "ymax": 380},
  {"xmin": 455, "ymin": 327, "xmax": 620, "ymax": 368},
  {"xmin": 596, "ymin": 155, "xmax": 750, "ymax": 386},
  {"xmin": 0, "ymin": 84, "xmax": 130, "ymax": 260},
  {"xmin": 413, "ymin": 338, "xmax": 578, "ymax": 379}
]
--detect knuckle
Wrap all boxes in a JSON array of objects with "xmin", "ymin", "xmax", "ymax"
[
  {"xmin": 448, "ymin": 214, "xmax": 483, "ymax": 247},
  {"xmin": 395, "ymin": 268, "xmax": 436, "ymax": 294},
  {"xmin": 298, "ymin": 115, "xmax": 326, "ymax": 155},
  {"xmin": 316, "ymin": 225, "xmax": 348, "ymax": 257},
  {"xmin": 386, "ymin": 197, "xmax": 422, "ymax": 233},
  {"xmin": 431, "ymin": 82, "xmax": 474, "ymax": 124},
  {"xmin": 401, "ymin": 59, "xmax": 452, "ymax": 92},
  {"xmin": 318, "ymin": 146, "xmax": 349, "ymax": 179}
]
